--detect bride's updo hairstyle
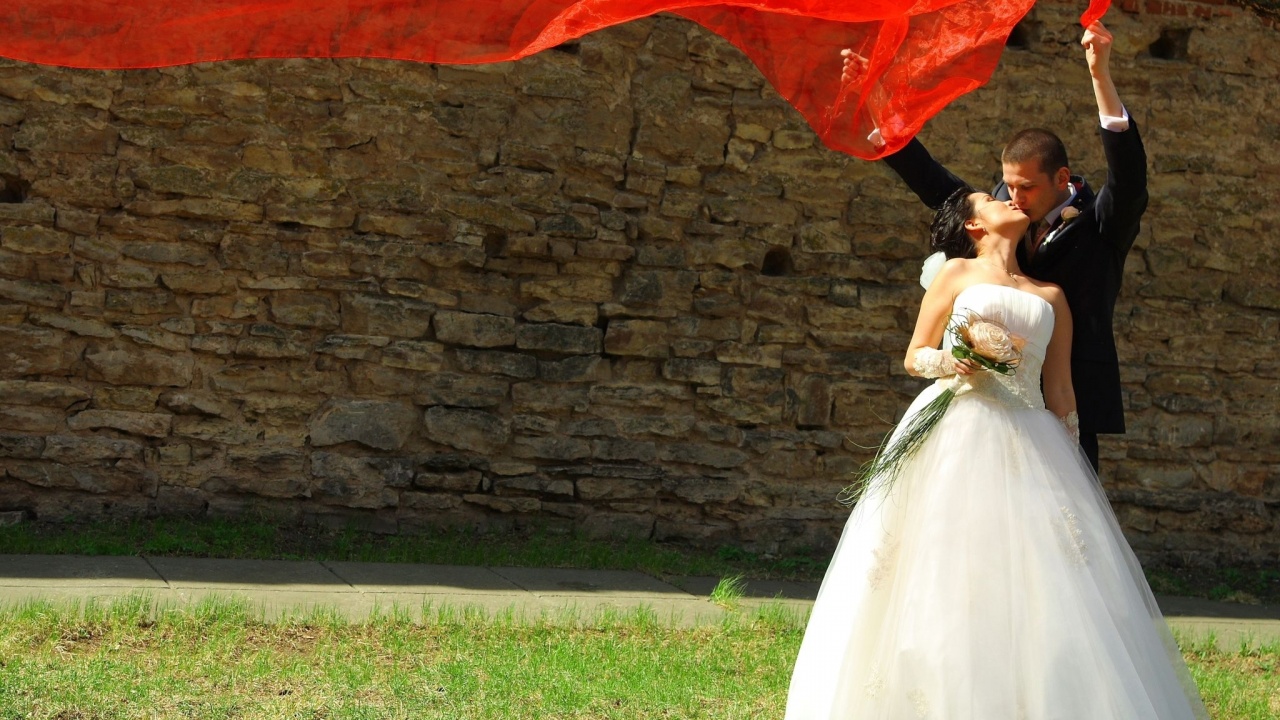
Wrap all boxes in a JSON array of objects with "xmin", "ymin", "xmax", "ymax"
[{"xmin": 930, "ymin": 186, "xmax": 980, "ymax": 259}]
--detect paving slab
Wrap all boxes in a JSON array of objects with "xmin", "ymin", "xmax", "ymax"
[
  {"xmin": 1166, "ymin": 618, "xmax": 1280, "ymax": 650},
  {"xmin": 147, "ymin": 557, "xmax": 348, "ymax": 590},
  {"xmin": 492, "ymin": 567, "xmax": 688, "ymax": 598},
  {"xmin": 1156, "ymin": 596, "xmax": 1280, "ymax": 649},
  {"xmin": 376, "ymin": 592, "xmax": 552, "ymax": 618},
  {"xmin": 1157, "ymin": 595, "xmax": 1280, "ymax": 621},
  {"xmin": 325, "ymin": 561, "xmax": 521, "ymax": 594},
  {"xmin": 164, "ymin": 587, "xmax": 376, "ymax": 619},
  {"xmin": 0, "ymin": 556, "xmax": 1277, "ymax": 646},
  {"xmin": 736, "ymin": 597, "xmax": 817, "ymax": 616},
  {"xmin": 672, "ymin": 575, "xmax": 820, "ymax": 601},
  {"xmin": 0, "ymin": 586, "xmax": 157, "ymax": 607},
  {"xmin": 560, "ymin": 597, "xmax": 728, "ymax": 627},
  {"xmin": 0, "ymin": 554, "xmax": 166, "ymax": 588}
]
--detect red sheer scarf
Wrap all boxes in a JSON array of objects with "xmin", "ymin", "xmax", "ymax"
[{"xmin": 0, "ymin": 0, "xmax": 1110, "ymax": 158}]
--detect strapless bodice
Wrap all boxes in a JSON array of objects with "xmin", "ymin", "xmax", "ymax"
[{"xmin": 941, "ymin": 283, "xmax": 1056, "ymax": 410}]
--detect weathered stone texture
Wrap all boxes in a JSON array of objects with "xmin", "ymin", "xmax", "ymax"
[
  {"xmin": 309, "ymin": 400, "xmax": 419, "ymax": 451},
  {"xmin": 0, "ymin": 2, "xmax": 1276, "ymax": 563}
]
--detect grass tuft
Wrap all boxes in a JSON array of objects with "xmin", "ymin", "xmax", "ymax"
[{"xmin": 709, "ymin": 574, "xmax": 748, "ymax": 609}]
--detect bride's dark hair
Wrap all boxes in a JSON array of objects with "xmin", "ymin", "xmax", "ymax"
[{"xmin": 930, "ymin": 186, "xmax": 979, "ymax": 259}]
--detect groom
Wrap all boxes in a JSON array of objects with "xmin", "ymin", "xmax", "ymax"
[{"xmin": 853, "ymin": 22, "xmax": 1146, "ymax": 471}]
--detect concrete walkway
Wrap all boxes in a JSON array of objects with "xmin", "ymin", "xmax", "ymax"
[{"xmin": 2, "ymin": 554, "xmax": 1278, "ymax": 649}]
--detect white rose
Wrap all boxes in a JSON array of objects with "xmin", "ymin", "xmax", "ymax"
[{"xmin": 966, "ymin": 322, "xmax": 1019, "ymax": 363}]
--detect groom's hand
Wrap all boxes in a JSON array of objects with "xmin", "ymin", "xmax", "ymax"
[
  {"xmin": 840, "ymin": 49, "xmax": 891, "ymax": 149},
  {"xmin": 1081, "ymin": 21, "xmax": 1113, "ymax": 79},
  {"xmin": 1082, "ymin": 21, "xmax": 1125, "ymax": 118},
  {"xmin": 840, "ymin": 48, "xmax": 869, "ymax": 84}
]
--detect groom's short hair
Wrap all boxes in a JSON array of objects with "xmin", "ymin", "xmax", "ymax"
[{"xmin": 1002, "ymin": 129, "xmax": 1069, "ymax": 175}]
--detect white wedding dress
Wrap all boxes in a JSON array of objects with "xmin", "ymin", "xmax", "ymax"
[{"xmin": 786, "ymin": 284, "xmax": 1208, "ymax": 720}]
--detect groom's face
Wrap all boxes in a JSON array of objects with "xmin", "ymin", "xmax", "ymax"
[{"xmin": 1001, "ymin": 161, "xmax": 1070, "ymax": 224}]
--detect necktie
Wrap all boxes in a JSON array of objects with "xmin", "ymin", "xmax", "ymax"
[{"xmin": 1030, "ymin": 219, "xmax": 1051, "ymax": 254}]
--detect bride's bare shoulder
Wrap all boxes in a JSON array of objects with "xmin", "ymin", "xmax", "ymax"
[
  {"xmin": 934, "ymin": 257, "xmax": 977, "ymax": 284},
  {"xmin": 922, "ymin": 257, "xmax": 981, "ymax": 298},
  {"xmin": 1025, "ymin": 278, "xmax": 1066, "ymax": 308}
]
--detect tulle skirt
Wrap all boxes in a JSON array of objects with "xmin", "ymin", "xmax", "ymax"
[{"xmin": 785, "ymin": 387, "xmax": 1208, "ymax": 720}]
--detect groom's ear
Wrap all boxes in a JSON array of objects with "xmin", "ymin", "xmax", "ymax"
[{"xmin": 1053, "ymin": 166, "xmax": 1071, "ymax": 190}]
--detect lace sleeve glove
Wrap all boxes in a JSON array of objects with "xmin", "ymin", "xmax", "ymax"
[
  {"xmin": 912, "ymin": 347, "xmax": 955, "ymax": 378},
  {"xmin": 1059, "ymin": 411, "xmax": 1080, "ymax": 443}
]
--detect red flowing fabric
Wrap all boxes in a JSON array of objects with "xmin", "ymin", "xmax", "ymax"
[{"xmin": 0, "ymin": 0, "xmax": 1109, "ymax": 158}]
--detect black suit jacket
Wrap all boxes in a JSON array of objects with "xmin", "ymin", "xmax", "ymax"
[{"xmin": 882, "ymin": 123, "xmax": 1148, "ymax": 435}]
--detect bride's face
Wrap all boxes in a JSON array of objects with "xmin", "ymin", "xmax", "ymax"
[{"xmin": 967, "ymin": 193, "xmax": 1030, "ymax": 238}]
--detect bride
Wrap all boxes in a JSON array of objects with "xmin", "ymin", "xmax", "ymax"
[{"xmin": 784, "ymin": 188, "xmax": 1208, "ymax": 719}]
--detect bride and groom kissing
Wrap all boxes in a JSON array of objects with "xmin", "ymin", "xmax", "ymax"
[{"xmin": 784, "ymin": 20, "xmax": 1209, "ymax": 720}]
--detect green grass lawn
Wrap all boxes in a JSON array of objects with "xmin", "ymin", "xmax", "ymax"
[
  {"xmin": 1181, "ymin": 635, "xmax": 1280, "ymax": 720},
  {"xmin": 0, "ymin": 596, "xmax": 1276, "ymax": 720},
  {"xmin": 0, "ymin": 596, "xmax": 800, "ymax": 720},
  {"xmin": 2, "ymin": 517, "xmax": 1278, "ymax": 718}
]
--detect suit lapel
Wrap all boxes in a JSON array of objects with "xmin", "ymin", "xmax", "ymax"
[
  {"xmin": 1034, "ymin": 219, "xmax": 1072, "ymax": 266},
  {"xmin": 1031, "ymin": 183, "xmax": 1091, "ymax": 266}
]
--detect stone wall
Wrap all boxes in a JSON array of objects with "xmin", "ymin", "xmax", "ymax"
[{"xmin": 0, "ymin": 0, "xmax": 1277, "ymax": 565}]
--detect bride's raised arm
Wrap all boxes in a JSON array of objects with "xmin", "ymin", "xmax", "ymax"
[{"xmin": 1042, "ymin": 287, "xmax": 1078, "ymax": 435}]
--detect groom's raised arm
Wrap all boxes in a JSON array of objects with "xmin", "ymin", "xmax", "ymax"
[
  {"xmin": 1084, "ymin": 21, "xmax": 1148, "ymax": 262},
  {"xmin": 840, "ymin": 49, "xmax": 972, "ymax": 212},
  {"xmin": 881, "ymin": 139, "xmax": 971, "ymax": 211}
]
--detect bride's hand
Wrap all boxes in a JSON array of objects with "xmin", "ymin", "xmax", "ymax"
[{"xmin": 953, "ymin": 357, "xmax": 979, "ymax": 375}]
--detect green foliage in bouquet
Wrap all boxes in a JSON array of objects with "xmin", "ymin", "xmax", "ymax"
[
  {"xmin": 837, "ymin": 388, "xmax": 956, "ymax": 506},
  {"xmin": 839, "ymin": 313, "xmax": 1024, "ymax": 506}
]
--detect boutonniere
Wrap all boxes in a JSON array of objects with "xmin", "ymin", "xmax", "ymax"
[{"xmin": 1041, "ymin": 206, "xmax": 1080, "ymax": 248}]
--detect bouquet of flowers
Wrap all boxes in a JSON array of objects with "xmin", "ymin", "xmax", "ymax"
[
  {"xmin": 840, "ymin": 312, "xmax": 1025, "ymax": 505},
  {"xmin": 948, "ymin": 312, "xmax": 1024, "ymax": 375}
]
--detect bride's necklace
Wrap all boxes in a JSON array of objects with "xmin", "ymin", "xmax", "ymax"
[{"xmin": 982, "ymin": 260, "xmax": 1020, "ymax": 282}]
